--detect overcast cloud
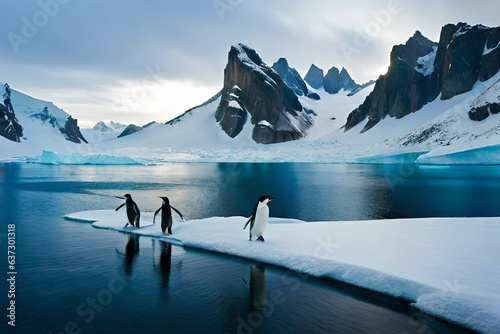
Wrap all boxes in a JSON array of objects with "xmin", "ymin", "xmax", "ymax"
[{"xmin": 0, "ymin": 0, "xmax": 498, "ymax": 127}]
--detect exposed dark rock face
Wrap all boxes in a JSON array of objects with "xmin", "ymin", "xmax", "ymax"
[
  {"xmin": 491, "ymin": 103, "xmax": 500, "ymax": 114},
  {"xmin": 469, "ymin": 103, "xmax": 500, "ymax": 121},
  {"xmin": 0, "ymin": 103, "xmax": 23, "ymax": 142},
  {"xmin": 215, "ymin": 44, "xmax": 313, "ymax": 144},
  {"xmin": 347, "ymin": 80, "xmax": 376, "ymax": 97},
  {"xmin": 272, "ymin": 58, "xmax": 309, "ymax": 96},
  {"xmin": 305, "ymin": 64, "xmax": 364, "ymax": 95},
  {"xmin": 345, "ymin": 24, "xmax": 500, "ymax": 132},
  {"xmin": 0, "ymin": 83, "xmax": 23, "ymax": 142},
  {"xmin": 469, "ymin": 105, "xmax": 490, "ymax": 121},
  {"xmin": 345, "ymin": 31, "xmax": 437, "ymax": 132},
  {"xmin": 60, "ymin": 116, "xmax": 88, "ymax": 143},
  {"xmin": 30, "ymin": 106, "xmax": 61, "ymax": 128},
  {"xmin": 479, "ymin": 28, "xmax": 500, "ymax": 81},
  {"xmin": 307, "ymin": 92, "xmax": 321, "ymax": 100},
  {"xmin": 323, "ymin": 67, "xmax": 360, "ymax": 94},
  {"xmin": 304, "ymin": 64, "xmax": 324, "ymax": 89},
  {"xmin": 117, "ymin": 122, "xmax": 156, "ymax": 138},
  {"xmin": 118, "ymin": 124, "xmax": 143, "ymax": 138},
  {"xmin": 431, "ymin": 23, "xmax": 500, "ymax": 100}
]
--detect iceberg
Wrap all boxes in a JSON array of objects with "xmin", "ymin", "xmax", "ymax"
[
  {"xmin": 27, "ymin": 150, "xmax": 144, "ymax": 165},
  {"xmin": 65, "ymin": 210, "xmax": 500, "ymax": 334},
  {"xmin": 417, "ymin": 145, "xmax": 500, "ymax": 165},
  {"xmin": 356, "ymin": 152, "xmax": 427, "ymax": 164}
]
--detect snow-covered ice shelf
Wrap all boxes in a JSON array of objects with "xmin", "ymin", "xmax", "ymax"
[
  {"xmin": 65, "ymin": 210, "xmax": 500, "ymax": 333},
  {"xmin": 27, "ymin": 150, "xmax": 144, "ymax": 165}
]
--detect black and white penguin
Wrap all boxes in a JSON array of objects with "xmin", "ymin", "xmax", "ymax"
[
  {"xmin": 243, "ymin": 195, "xmax": 273, "ymax": 241},
  {"xmin": 153, "ymin": 196, "xmax": 185, "ymax": 235},
  {"xmin": 115, "ymin": 194, "xmax": 141, "ymax": 228}
]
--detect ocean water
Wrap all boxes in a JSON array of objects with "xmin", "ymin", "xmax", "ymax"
[{"xmin": 2, "ymin": 162, "xmax": 493, "ymax": 333}]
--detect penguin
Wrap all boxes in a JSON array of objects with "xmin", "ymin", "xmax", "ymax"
[
  {"xmin": 153, "ymin": 196, "xmax": 185, "ymax": 235},
  {"xmin": 115, "ymin": 194, "xmax": 141, "ymax": 228},
  {"xmin": 243, "ymin": 195, "xmax": 273, "ymax": 241}
]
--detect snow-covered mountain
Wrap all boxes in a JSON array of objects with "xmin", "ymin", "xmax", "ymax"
[
  {"xmin": 303, "ymin": 63, "xmax": 373, "ymax": 96},
  {"xmin": 2, "ymin": 22, "xmax": 500, "ymax": 164},
  {"xmin": 346, "ymin": 23, "xmax": 500, "ymax": 132},
  {"xmin": 0, "ymin": 83, "xmax": 94, "ymax": 159},
  {"xmin": 80, "ymin": 121, "xmax": 127, "ymax": 143},
  {"xmin": 214, "ymin": 44, "xmax": 315, "ymax": 144},
  {"xmin": 92, "ymin": 120, "xmax": 127, "ymax": 133}
]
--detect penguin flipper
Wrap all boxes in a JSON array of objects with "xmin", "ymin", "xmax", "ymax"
[
  {"xmin": 243, "ymin": 216, "xmax": 254, "ymax": 229},
  {"xmin": 153, "ymin": 207, "xmax": 162, "ymax": 224},
  {"xmin": 115, "ymin": 203, "xmax": 125, "ymax": 211},
  {"xmin": 170, "ymin": 206, "xmax": 185, "ymax": 221}
]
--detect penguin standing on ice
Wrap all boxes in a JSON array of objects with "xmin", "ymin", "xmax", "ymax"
[
  {"xmin": 153, "ymin": 196, "xmax": 185, "ymax": 235},
  {"xmin": 115, "ymin": 194, "xmax": 141, "ymax": 228},
  {"xmin": 243, "ymin": 195, "xmax": 273, "ymax": 241}
]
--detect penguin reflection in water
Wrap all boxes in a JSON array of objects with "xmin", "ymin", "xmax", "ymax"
[
  {"xmin": 243, "ymin": 195, "xmax": 273, "ymax": 241},
  {"xmin": 115, "ymin": 194, "xmax": 141, "ymax": 228},
  {"xmin": 250, "ymin": 264, "xmax": 267, "ymax": 311},
  {"xmin": 153, "ymin": 196, "xmax": 185, "ymax": 235}
]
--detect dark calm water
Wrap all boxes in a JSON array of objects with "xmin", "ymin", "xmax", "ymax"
[{"xmin": 2, "ymin": 162, "xmax": 497, "ymax": 334}]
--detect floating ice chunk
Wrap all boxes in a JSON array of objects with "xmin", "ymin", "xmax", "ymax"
[
  {"xmin": 417, "ymin": 144, "xmax": 500, "ymax": 165},
  {"xmin": 64, "ymin": 210, "xmax": 500, "ymax": 334},
  {"xmin": 27, "ymin": 150, "xmax": 143, "ymax": 165}
]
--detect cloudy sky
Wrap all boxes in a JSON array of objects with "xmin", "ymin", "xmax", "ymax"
[{"xmin": 1, "ymin": 0, "xmax": 498, "ymax": 128}]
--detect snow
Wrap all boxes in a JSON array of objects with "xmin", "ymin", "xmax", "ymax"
[
  {"xmin": 257, "ymin": 120, "xmax": 274, "ymax": 129},
  {"xmin": 483, "ymin": 40, "xmax": 500, "ymax": 55},
  {"xmin": 2, "ymin": 71, "xmax": 500, "ymax": 165},
  {"xmin": 234, "ymin": 44, "xmax": 278, "ymax": 89},
  {"xmin": 64, "ymin": 210, "xmax": 500, "ymax": 334},
  {"xmin": 80, "ymin": 120, "xmax": 128, "ymax": 143},
  {"xmin": 227, "ymin": 99, "xmax": 241, "ymax": 109},
  {"xmin": 471, "ymin": 77, "xmax": 500, "ymax": 108},
  {"xmin": 415, "ymin": 46, "xmax": 437, "ymax": 76},
  {"xmin": 93, "ymin": 71, "xmax": 500, "ymax": 165}
]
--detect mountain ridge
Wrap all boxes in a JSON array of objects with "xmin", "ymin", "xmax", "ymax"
[
  {"xmin": 345, "ymin": 23, "xmax": 500, "ymax": 132},
  {"xmin": 2, "ymin": 22, "xmax": 500, "ymax": 164}
]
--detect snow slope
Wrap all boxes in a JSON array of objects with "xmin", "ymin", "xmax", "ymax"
[
  {"xmin": 2, "ymin": 71, "xmax": 500, "ymax": 164},
  {"xmin": 80, "ymin": 120, "xmax": 128, "ymax": 143},
  {"xmin": 91, "ymin": 72, "xmax": 500, "ymax": 164},
  {"xmin": 0, "ymin": 87, "xmax": 140, "ymax": 162},
  {"xmin": 0, "ymin": 85, "xmax": 93, "ymax": 159},
  {"xmin": 65, "ymin": 210, "xmax": 500, "ymax": 334}
]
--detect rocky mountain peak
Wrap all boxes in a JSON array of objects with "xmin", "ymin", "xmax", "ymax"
[
  {"xmin": 431, "ymin": 22, "xmax": 500, "ymax": 100},
  {"xmin": 324, "ymin": 66, "xmax": 360, "ymax": 94},
  {"xmin": 304, "ymin": 64, "xmax": 324, "ymax": 89},
  {"xmin": 215, "ymin": 43, "xmax": 314, "ymax": 144},
  {"xmin": 304, "ymin": 64, "xmax": 360, "ymax": 94},
  {"xmin": 345, "ymin": 23, "xmax": 500, "ymax": 133},
  {"xmin": 390, "ymin": 30, "xmax": 437, "ymax": 68},
  {"xmin": 0, "ymin": 83, "xmax": 24, "ymax": 142},
  {"xmin": 271, "ymin": 57, "xmax": 309, "ymax": 97},
  {"xmin": 93, "ymin": 120, "xmax": 126, "ymax": 132}
]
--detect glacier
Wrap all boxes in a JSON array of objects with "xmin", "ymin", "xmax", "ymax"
[
  {"xmin": 65, "ymin": 210, "xmax": 500, "ymax": 334},
  {"xmin": 27, "ymin": 150, "xmax": 144, "ymax": 165}
]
